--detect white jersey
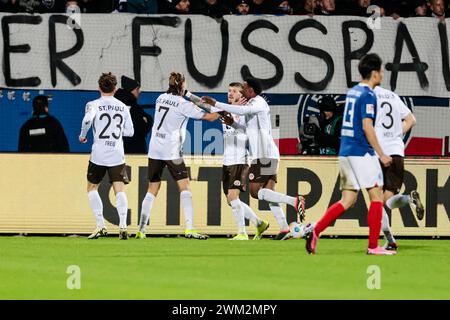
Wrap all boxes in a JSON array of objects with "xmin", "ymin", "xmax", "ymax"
[
  {"xmin": 80, "ymin": 95, "xmax": 134, "ymax": 167},
  {"xmin": 216, "ymin": 95, "xmax": 280, "ymax": 160},
  {"xmin": 222, "ymin": 114, "xmax": 248, "ymax": 166},
  {"xmin": 149, "ymin": 93, "xmax": 205, "ymax": 160},
  {"xmin": 374, "ymin": 86, "xmax": 411, "ymax": 157}
]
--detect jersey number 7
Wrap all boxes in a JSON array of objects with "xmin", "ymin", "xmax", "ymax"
[{"xmin": 157, "ymin": 106, "xmax": 169, "ymax": 130}]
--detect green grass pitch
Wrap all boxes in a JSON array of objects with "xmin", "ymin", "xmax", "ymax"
[{"xmin": 1, "ymin": 236, "xmax": 449, "ymax": 299}]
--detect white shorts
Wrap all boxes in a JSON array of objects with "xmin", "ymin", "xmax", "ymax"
[{"xmin": 339, "ymin": 154, "xmax": 384, "ymax": 191}]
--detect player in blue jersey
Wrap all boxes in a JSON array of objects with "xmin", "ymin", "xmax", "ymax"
[{"xmin": 303, "ymin": 53, "xmax": 395, "ymax": 255}]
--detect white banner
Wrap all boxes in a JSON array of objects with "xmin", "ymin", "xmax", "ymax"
[{"xmin": 1, "ymin": 14, "xmax": 450, "ymax": 96}]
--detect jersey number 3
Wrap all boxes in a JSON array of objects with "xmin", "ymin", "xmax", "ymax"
[{"xmin": 381, "ymin": 102, "xmax": 394, "ymax": 129}]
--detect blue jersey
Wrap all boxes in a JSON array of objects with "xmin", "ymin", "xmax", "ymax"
[{"xmin": 339, "ymin": 83, "xmax": 377, "ymax": 157}]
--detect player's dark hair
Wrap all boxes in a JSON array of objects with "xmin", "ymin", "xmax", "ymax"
[
  {"xmin": 229, "ymin": 82, "xmax": 243, "ymax": 89},
  {"xmin": 167, "ymin": 72, "xmax": 186, "ymax": 96},
  {"xmin": 98, "ymin": 72, "xmax": 117, "ymax": 93},
  {"xmin": 244, "ymin": 77, "xmax": 262, "ymax": 95},
  {"xmin": 358, "ymin": 53, "xmax": 382, "ymax": 80},
  {"xmin": 32, "ymin": 95, "xmax": 49, "ymax": 115}
]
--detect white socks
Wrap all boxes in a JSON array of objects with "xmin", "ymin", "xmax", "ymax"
[
  {"xmin": 230, "ymin": 199, "xmax": 246, "ymax": 234},
  {"xmin": 386, "ymin": 194, "xmax": 411, "ymax": 210},
  {"xmin": 258, "ymin": 188, "xmax": 296, "ymax": 207},
  {"xmin": 88, "ymin": 190, "xmax": 105, "ymax": 229},
  {"xmin": 269, "ymin": 202, "xmax": 289, "ymax": 231},
  {"xmin": 180, "ymin": 190, "xmax": 194, "ymax": 230},
  {"xmin": 139, "ymin": 192, "xmax": 155, "ymax": 233},
  {"xmin": 382, "ymin": 208, "xmax": 396, "ymax": 244},
  {"xmin": 240, "ymin": 202, "xmax": 261, "ymax": 227},
  {"xmin": 115, "ymin": 192, "xmax": 128, "ymax": 229}
]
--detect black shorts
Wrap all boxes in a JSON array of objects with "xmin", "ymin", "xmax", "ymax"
[
  {"xmin": 248, "ymin": 158, "xmax": 278, "ymax": 185},
  {"xmin": 148, "ymin": 158, "xmax": 189, "ymax": 182},
  {"xmin": 87, "ymin": 161, "xmax": 129, "ymax": 185},
  {"xmin": 222, "ymin": 164, "xmax": 249, "ymax": 195},
  {"xmin": 380, "ymin": 155, "xmax": 404, "ymax": 194}
]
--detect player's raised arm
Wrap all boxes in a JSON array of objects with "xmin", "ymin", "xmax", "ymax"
[
  {"xmin": 203, "ymin": 96, "xmax": 263, "ymax": 116},
  {"xmin": 79, "ymin": 102, "xmax": 97, "ymax": 143}
]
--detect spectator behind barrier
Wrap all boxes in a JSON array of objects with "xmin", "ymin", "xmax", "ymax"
[
  {"xmin": 299, "ymin": 95, "xmax": 343, "ymax": 155},
  {"xmin": 413, "ymin": 0, "xmax": 428, "ymax": 16},
  {"xmin": 249, "ymin": 0, "xmax": 277, "ymax": 14},
  {"xmin": 428, "ymin": 0, "xmax": 445, "ymax": 19},
  {"xmin": 193, "ymin": 0, "xmax": 232, "ymax": 18},
  {"xmin": 293, "ymin": 0, "xmax": 317, "ymax": 15},
  {"xmin": 318, "ymin": 0, "xmax": 336, "ymax": 15},
  {"xmin": 159, "ymin": 0, "xmax": 191, "ymax": 13},
  {"xmin": 114, "ymin": 76, "xmax": 153, "ymax": 154},
  {"xmin": 18, "ymin": 95, "xmax": 70, "ymax": 153},
  {"xmin": 118, "ymin": 0, "xmax": 158, "ymax": 13},
  {"xmin": 234, "ymin": 0, "xmax": 251, "ymax": 14}
]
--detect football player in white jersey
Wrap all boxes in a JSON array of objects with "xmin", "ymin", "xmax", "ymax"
[
  {"xmin": 203, "ymin": 78, "xmax": 306, "ymax": 240},
  {"xmin": 220, "ymin": 82, "xmax": 269, "ymax": 240},
  {"xmin": 136, "ymin": 72, "xmax": 219, "ymax": 240},
  {"xmin": 374, "ymin": 86, "xmax": 424, "ymax": 251},
  {"xmin": 79, "ymin": 73, "xmax": 134, "ymax": 240}
]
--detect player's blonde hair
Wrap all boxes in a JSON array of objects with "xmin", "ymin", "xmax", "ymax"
[{"xmin": 167, "ymin": 72, "xmax": 185, "ymax": 96}]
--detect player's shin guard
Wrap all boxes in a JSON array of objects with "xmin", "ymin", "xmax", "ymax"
[
  {"xmin": 386, "ymin": 194, "xmax": 410, "ymax": 209},
  {"xmin": 139, "ymin": 192, "xmax": 155, "ymax": 233},
  {"xmin": 180, "ymin": 190, "xmax": 194, "ymax": 230},
  {"xmin": 269, "ymin": 202, "xmax": 289, "ymax": 231},
  {"xmin": 368, "ymin": 201, "xmax": 383, "ymax": 249},
  {"xmin": 240, "ymin": 202, "xmax": 261, "ymax": 226},
  {"xmin": 258, "ymin": 188, "xmax": 296, "ymax": 207},
  {"xmin": 116, "ymin": 192, "xmax": 128, "ymax": 229},
  {"xmin": 382, "ymin": 208, "xmax": 396, "ymax": 244},
  {"xmin": 230, "ymin": 199, "xmax": 246, "ymax": 234},
  {"xmin": 315, "ymin": 202, "xmax": 345, "ymax": 236},
  {"xmin": 88, "ymin": 190, "xmax": 105, "ymax": 229}
]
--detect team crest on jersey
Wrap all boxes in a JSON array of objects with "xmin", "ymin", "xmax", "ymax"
[
  {"xmin": 85, "ymin": 103, "xmax": 93, "ymax": 113},
  {"xmin": 249, "ymin": 173, "xmax": 254, "ymax": 180},
  {"xmin": 366, "ymin": 104, "xmax": 375, "ymax": 115},
  {"xmin": 233, "ymin": 180, "xmax": 241, "ymax": 186}
]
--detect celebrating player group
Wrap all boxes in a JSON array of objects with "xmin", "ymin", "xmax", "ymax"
[{"xmin": 79, "ymin": 53, "xmax": 424, "ymax": 255}]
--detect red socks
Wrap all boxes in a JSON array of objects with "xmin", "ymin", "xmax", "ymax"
[
  {"xmin": 315, "ymin": 200, "xmax": 383, "ymax": 249},
  {"xmin": 368, "ymin": 201, "xmax": 383, "ymax": 249},
  {"xmin": 315, "ymin": 202, "xmax": 346, "ymax": 236}
]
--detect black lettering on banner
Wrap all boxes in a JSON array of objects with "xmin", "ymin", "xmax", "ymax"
[
  {"xmin": 2, "ymin": 15, "xmax": 42, "ymax": 87},
  {"xmin": 328, "ymin": 175, "xmax": 368, "ymax": 227},
  {"xmin": 241, "ymin": 20, "xmax": 283, "ymax": 90},
  {"xmin": 438, "ymin": 21, "xmax": 450, "ymax": 91},
  {"xmin": 185, "ymin": 18, "xmax": 228, "ymax": 88},
  {"xmin": 198, "ymin": 167, "xmax": 222, "ymax": 226},
  {"xmin": 289, "ymin": 19, "xmax": 334, "ymax": 91},
  {"xmin": 286, "ymin": 168, "xmax": 322, "ymax": 223},
  {"xmin": 100, "ymin": 166, "xmax": 132, "ymax": 226},
  {"xmin": 426, "ymin": 169, "xmax": 450, "ymax": 227},
  {"xmin": 342, "ymin": 20, "xmax": 374, "ymax": 88},
  {"xmin": 386, "ymin": 22, "xmax": 429, "ymax": 91},
  {"xmin": 49, "ymin": 15, "xmax": 84, "ymax": 87},
  {"xmin": 132, "ymin": 17, "xmax": 181, "ymax": 84}
]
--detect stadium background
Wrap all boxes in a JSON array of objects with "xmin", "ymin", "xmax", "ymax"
[{"xmin": 0, "ymin": 14, "xmax": 449, "ymax": 235}]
